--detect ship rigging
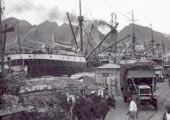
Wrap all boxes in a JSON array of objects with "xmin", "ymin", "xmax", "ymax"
[{"xmin": 6, "ymin": 0, "xmax": 125, "ymax": 77}]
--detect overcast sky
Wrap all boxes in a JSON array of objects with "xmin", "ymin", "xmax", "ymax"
[{"xmin": 4, "ymin": 0, "xmax": 170, "ymax": 33}]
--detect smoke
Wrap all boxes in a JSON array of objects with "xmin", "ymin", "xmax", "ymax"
[
  {"xmin": 48, "ymin": 7, "xmax": 63, "ymax": 21},
  {"xmin": 6, "ymin": 0, "xmax": 77, "ymax": 25},
  {"xmin": 46, "ymin": 7, "xmax": 77, "ymax": 24},
  {"xmin": 8, "ymin": 0, "xmax": 36, "ymax": 13},
  {"xmin": 95, "ymin": 20, "xmax": 111, "ymax": 34}
]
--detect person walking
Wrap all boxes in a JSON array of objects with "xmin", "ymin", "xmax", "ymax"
[
  {"xmin": 163, "ymin": 105, "xmax": 170, "ymax": 120},
  {"xmin": 127, "ymin": 96, "xmax": 138, "ymax": 120}
]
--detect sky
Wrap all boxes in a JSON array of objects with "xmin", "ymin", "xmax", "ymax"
[{"xmin": 3, "ymin": 0, "xmax": 170, "ymax": 34}]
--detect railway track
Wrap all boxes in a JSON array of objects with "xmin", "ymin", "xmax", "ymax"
[{"xmin": 139, "ymin": 85, "xmax": 170, "ymax": 120}]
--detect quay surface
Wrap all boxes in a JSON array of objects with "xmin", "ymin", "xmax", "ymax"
[{"xmin": 106, "ymin": 80, "xmax": 170, "ymax": 120}]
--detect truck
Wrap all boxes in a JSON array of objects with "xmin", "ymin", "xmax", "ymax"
[{"xmin": 120, "ymin": 63, "xmax": 158, "ymax": 110}]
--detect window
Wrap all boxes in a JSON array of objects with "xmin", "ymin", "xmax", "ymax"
[{"xmin": 139, "ymin": 88, "xmax": 151, "ymax": 94}]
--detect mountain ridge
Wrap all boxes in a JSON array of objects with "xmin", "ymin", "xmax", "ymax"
[{"xmin": 3, "ymin": 17, "xmax": 170, "ymax": 54}]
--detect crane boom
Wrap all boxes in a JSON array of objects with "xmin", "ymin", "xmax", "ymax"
[
  {"xmin": 87, "ymin": 23, "xmax": 118, "ymax": 60},
  {"xmin": 90, "ymin": 35, "xmax": 130, "ymax": 59}
]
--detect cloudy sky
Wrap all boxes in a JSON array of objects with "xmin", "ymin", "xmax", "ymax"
[{"xmin": 3, "ymin": 0, "xmax": 170, "ymax": 33}]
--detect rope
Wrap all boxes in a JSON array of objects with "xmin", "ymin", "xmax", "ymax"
[
  {"xmin": 74, "ymin": 0, "xmax": 77, "ymax": 17},
  {"xmin": 17, "ymin": 23, "xmax": 25, "ymax": 70},
  {"xmin": 84, "ymin": 0, "xmax": 94, "ymax": 20},
  {"xmin": 103, "ymin": 0, "xmax": 130, "ymax": 19},
  {"xmin": 83, "ymin": 24, "xmax": 94, "ymax": 56},
  {"xmin": 82, "ymin": 0, "xmax": 88, "ymax": 19}
]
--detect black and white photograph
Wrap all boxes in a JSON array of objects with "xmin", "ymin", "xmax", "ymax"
[{"xmin": 0, "ymin": 0, "xmax": 170, "ymax": 120}]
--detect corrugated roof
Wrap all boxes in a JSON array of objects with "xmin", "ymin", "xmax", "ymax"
[
  {"xmin": 97, "ymin": 63, "xmax": 120, "ymax": 69},
  {"xmin": 127, "ymin": 70, "xmax": 156, "ymax": 78}
]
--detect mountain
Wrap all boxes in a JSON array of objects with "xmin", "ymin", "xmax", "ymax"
[
  {"xmin": 118, "ymin": 24, "xmax": 163, "ymax": 43},
  {"xmin": 3, "ymin": 17, "xmax": 33, "ymax": 45},
  {"xmin": 4, "ymin": 17, "xmax": 170, "ymax": 55},
  {"xmin": 117, "ymin": 23, "xmax": 170, "ymax": 51},
  {"xmin": 4, "ymin": 17, "xmax": 108, "ymax": 55},
  {"xmin": 4, "ymin": 18, "xmax": 77, "ymax": 52},
  {"xmin": 24, "ymin": 20, "xmax": 60, "ymax": 44}
]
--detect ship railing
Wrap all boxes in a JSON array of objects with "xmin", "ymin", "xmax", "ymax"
[{"xmin": 7, "ymin": 52, "xmax": 84, "ymax": 57}]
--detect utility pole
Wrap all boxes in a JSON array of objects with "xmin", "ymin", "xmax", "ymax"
[
  {"xmin": 150, "ymin": 24, "xmax": 155, "ymax": 58},
  {"xmin": 78, "ymin": 0, "xmax": 84, "ymax": 53},
  {"xmin": 111, "ymin": 12, "xmax": 117, "ymax": 63}
]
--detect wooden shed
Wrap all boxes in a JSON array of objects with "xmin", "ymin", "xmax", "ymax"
[{"xmin": 95, "ymin": 63, "xmax": 120, "ymax": 95}]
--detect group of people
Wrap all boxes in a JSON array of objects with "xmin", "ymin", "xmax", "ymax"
[{"xmin": 65, "ymin": 87, "xmax": 116, "ymax": 120}]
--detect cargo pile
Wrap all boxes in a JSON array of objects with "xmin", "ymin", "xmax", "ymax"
[{"xmin": 1, "ymin": 75, "xmax": 97, "ymax": 120}]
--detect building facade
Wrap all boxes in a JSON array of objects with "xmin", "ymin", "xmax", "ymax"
[{"xmin": 95, "ymin": 63, "xmax": 120, "ymax": 95}]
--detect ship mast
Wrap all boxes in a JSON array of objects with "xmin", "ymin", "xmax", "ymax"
[
  {"xmin": 161, "ymin": 34, "xmax": 165, "ymax": 60},
  {"xmin": 150, "ymin": 24, "xmax": 155, "ymax": 58},
  {"xmin": 78, "ymin": 0, "xmax": 84, "ymax": 52},
  {"xmin": 131, "ymin": 10, "xmax": 136, "ymax": 58},
  {"xmin": 111, "ymin": 12, "xmax": 117, "ymax": 63},
  {"xmin": 0, "ymin": 0, "xmax": 15, "ymax": 74},
  {"xmin": 0, "ymin": 0, "xmax": 3, "ymax": 73}
]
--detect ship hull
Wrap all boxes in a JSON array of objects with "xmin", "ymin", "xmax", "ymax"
[{"xmin": 7, "ymin": 54, "xmax": 87, "ymax": 77}]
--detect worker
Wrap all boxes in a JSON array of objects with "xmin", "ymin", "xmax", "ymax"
[
  {"xmin": 111, "ymin": 94, "xmax": 116, "ymax": 109},
  {"xmin": 98, "ymin": 89, "xmax": 104, "ymax": 97},
  {"xmin": 127, "ymin": 96, "xmax": 138, "ymax": 120},
  {"xmin": 163, "ymin": 105, "xmax": 170, "ymax": 120}
]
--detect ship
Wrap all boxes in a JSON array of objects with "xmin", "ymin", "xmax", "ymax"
[
  {"xmin": 5, "ymin": 0, "xmax": 91, "ymax": 77},
  {"xmin": 7, "ymin": 52, "xmax": 87, "ymax": 77},
  {"xmin": 5, "ymin": 0, "xmax": 120, "ymax": 77},
  {"xmin": 6, "ymin": 5, "xmax": 87, "ymax": 77}
]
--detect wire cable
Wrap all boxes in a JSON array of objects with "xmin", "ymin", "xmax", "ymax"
[
  {"xmin": 103, "ymin": 0, "xmax": 130, "ymax": 19},
  {"xmin": 84, "ymin": 0, "xmax": 94, "ymax": 20},
  {"xmin": 82, "ymin": 0, "xmax": 89, "ymax": 19}
]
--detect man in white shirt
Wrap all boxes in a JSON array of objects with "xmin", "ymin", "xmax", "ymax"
[
  {"xmin": 128, "ymin": 96, "xmax": 138, "ymax": 120},
  {"xmin": 163, "ymin": 106, "xmax": 170, "ymax": 120},
  {"xmin": 166, "ymin": 111, "xmax": 170, "ymax": 120}
]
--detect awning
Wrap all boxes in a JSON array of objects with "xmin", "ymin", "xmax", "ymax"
[{"xmin": 127, "ymin": 70, "xmax": 156, "ymax": 79}]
